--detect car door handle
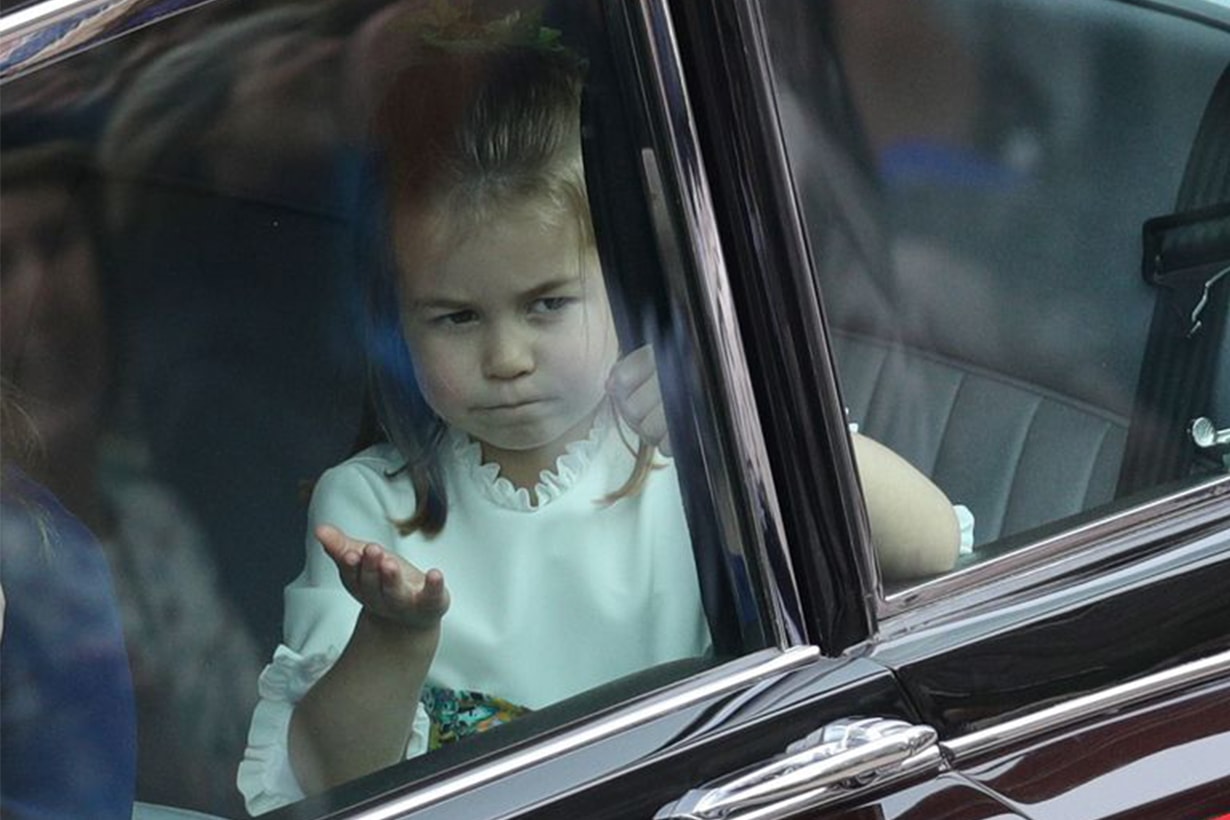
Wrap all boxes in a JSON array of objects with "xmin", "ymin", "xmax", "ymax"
[{"xmin": 655, "ymin": 717, "xmax": 941, "ymax": 820}]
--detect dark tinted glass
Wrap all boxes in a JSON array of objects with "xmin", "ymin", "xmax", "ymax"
[
  {"xmin": 763, "ymin": 0, "xmax": 1230, "ymax": 585},
  {"xmin": 0, "ymin": 1, "xmax": 770, "ymax": 815}
]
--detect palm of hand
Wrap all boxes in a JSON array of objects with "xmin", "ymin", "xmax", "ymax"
[{"xmin": 316, "ymin": 524, "xmax": 450, "ymax": 630}]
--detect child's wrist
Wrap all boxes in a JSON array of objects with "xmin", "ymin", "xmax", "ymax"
[{"xmin": 358, "ymin": 608, "xmax": 442, "ymax": 644}]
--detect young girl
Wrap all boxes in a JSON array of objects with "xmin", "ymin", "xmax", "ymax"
[
  {"xmin": 239, "ymin": 19, "xmax": 964, "ymax": 814},
  {"xmin": 238, "ymin": 29, "xmax": 712, "ymax": 814}
]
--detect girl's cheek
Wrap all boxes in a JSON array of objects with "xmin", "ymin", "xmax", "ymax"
[{"xmin": 408, "ymin": 337, "xmax": 468, "ymax": 405}]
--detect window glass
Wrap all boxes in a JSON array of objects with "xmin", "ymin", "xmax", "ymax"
[
  {"xmin": 0, "ymin": 2, "xmax": 769, "ymax": 816},
  {"xmin": 763, "ymin": 0, "xmax": 1230, "ymax": 585}
]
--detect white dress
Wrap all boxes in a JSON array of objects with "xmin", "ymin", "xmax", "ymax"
[{"xmin": 238, "ymin": 409, "xmax": 712, "ymax": 814}]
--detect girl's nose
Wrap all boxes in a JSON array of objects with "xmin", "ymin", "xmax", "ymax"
[{"xmin": 482, "ymin": 323, "xmax": 535, "ymax": 380}]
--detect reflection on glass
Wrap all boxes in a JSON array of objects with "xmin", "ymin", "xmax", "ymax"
[
  {"xmin": 0, "ymin": 138, "xmax": 263, "ymax": 815},
  {"xmin": 3, "ymin": 1, "xmax": 769, "ymax": 816},
  {"xmin": 1, "ymin": 411, "xmax": 136, "ymax": 820}
]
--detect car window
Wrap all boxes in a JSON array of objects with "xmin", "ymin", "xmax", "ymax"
[
  {"xmin": 761, "ymin": 0, "xmax": 1230, "ymax": 589},
  {"xmin": 0, "ymin": 1, "xmax": 774, "ymax": 816}
]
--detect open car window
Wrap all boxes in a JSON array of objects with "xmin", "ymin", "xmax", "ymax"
[
  {"xmin": 761, "ymin": 0, "xmax": 1230, "ymax": 596},
  {"xmin": 0, "ymin": 2, "xmax": 779, "ymax": 816}
]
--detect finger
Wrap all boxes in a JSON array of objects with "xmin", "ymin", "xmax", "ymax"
[
  {"xmin": 316, "ymin": 524, "xmax": 366, "ymax": 567},
  {"xmin": 376, "ymin": 554, "xmax": 405, "ymax": 604},
  {"xmin": 416, "ymin": 569, "xmax": 450, "ymax": 617},
  {"xmin": 355, "ymin": 543, "xmax": 386, "ymax": 599},
  {"xmin": 607, "ymin": 345, "xmax": 656, "ymax": 398},
  {"xmin": 620, "ymin": 378, "xmax": 662, "ymax": 427},
  {"xmin": 642, "ymin": 405, "xmax": 670, "ymax": 454},
  {"xmin": 422, "ymin": 568, "xmax": 447, "ymax": 603},
  {"xmin": 378, "ymin": 560, "xmax": 447, "ymax": 618},
  {"xmin": 610, "ymin": 373, "xmax": 659, "ymax": 432},
  {"xmin": 315, "ymin": 523, "xmax": 345, "ymax": 556}
]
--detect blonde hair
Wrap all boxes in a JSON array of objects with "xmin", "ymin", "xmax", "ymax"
[{"xmin": 359, "ymin": 27, "xmax": 654, "ymax": 536}]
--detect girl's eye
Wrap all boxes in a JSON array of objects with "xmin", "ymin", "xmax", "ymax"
[
  {"xmin": 436, "ymin": 309, "xmax": 478, "ymax": 326},
  {"xmin": 530, "ymin": 296, "xmax": 575, "ymax": 315}
]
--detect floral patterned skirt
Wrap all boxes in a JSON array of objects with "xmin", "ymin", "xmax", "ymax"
[{"xmin": 421, "ymin": 685, "xmax": 531, "ymax": 750}]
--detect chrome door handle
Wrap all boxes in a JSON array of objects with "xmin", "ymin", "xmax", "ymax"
[
  {"xmin": 655, "ymin": 717, "xmax": 940, "ymax": 820},
  {"xmin": 1189, "ymin": 417, "xmax": 1230, "ymax": 471},
  {"xmin": 1190, "ymin": 417, "xmax": 1230, "ymax": 449}
]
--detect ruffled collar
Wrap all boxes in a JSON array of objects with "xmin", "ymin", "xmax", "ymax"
[{"xmin": 445, "ymin": 405, "xmax": 615, "ymax": 511}]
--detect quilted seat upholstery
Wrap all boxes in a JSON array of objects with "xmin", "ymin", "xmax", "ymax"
[{"xmin": 833, "ymin": 331, "xmax": 1128, "ymax": 544}]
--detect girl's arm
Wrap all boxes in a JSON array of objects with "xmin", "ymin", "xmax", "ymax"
[
  {"xmin": 851, "ymin": 433, "xmax": 960, "ymax": 580},
  {"xmin": 288, "ymin": 526, "xmax": 449, "ymax": 794},
  {"xmin": 609, "ymin": 347, "xmax": 960, "ymax": 581}
]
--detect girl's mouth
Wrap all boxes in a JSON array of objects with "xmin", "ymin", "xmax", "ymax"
[{"xmin": 481, "ymin": 399, "xmax": 547, "ymax": 412}]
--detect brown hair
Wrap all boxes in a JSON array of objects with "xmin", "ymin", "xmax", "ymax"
[{"xmin": 359, "ymin": 19, "xmax": 654, "ymax": 536}]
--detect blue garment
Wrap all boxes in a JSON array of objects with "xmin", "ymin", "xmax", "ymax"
[{"xmin": 1, "ymin": 467, "xmax": 136, "ymax": 819}]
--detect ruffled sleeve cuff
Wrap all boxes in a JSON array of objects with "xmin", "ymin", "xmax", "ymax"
[
  {"xmin": 238, "ymin": 645, "xmax": 434, "ymax": 815},
  {"xmin": 407, "ymin": 698, "xmax": 432, "ymax": 759},
  {"xmin": 238, "ymin": 644, "xmax": 335, "ymax": 815},
  {"xmin": 955, "ymin": 504, "xmax": 976, "ymax": 555}
]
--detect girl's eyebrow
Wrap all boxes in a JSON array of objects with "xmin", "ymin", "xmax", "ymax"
[
  {"xmin": 409, "ymin": 296, "xmax": 473, "ymax": 312},
  {"xmin": 520, "ymin": 276, "xmax": 581, "ymax": 300},
  {"xmin": 409, "ymin": 276, "xmax": 581, "ymax": 311}
]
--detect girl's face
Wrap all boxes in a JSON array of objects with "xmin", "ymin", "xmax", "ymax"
[{"xmin": 395, "ymin": 200, "xmax": 619, "ymax": 483}]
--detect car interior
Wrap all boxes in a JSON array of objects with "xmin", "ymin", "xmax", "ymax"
[{"xmin": 767, "ymin": 0, "xmax": 1230, "ymax": 564}]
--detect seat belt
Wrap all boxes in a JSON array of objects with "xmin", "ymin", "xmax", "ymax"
[{"xmin": 1117, "ymin": 65, "xmax": 1230, "ymax": 497}]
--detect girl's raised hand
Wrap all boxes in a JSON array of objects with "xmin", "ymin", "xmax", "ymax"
[
  {"xmin": 315, "ymin": 524, "xmax": 450, "ymax": 630},
  {"xmin": 607, "ymin": 344, "xmax": 672, "ymax": 457}
]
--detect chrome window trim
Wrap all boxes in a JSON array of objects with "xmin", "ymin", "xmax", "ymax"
[
  {"xmin": 0, "ymin": 0, "xmax": 103, "ymax": 35},
  {"xmin": 350, "ymin": 646, "xmax": 821, "ymax": 819},
  {"xmin": 879, "ymin": 475, "xmax": 1230, "ymax": 635},
  {"xmin": 630, "ymin": 0, "xmax": 806, "ymax": 649},
  {"xmin": 942, "ymin": 646, "xmax": 1230, "ymax": 762},
  {"xmin": 0, "ymin": 0, "xmax": 215, "ymax": 35},
  {"xmin": 0, "ymin": 0, "xmax": 217, "ymax": 78}
]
